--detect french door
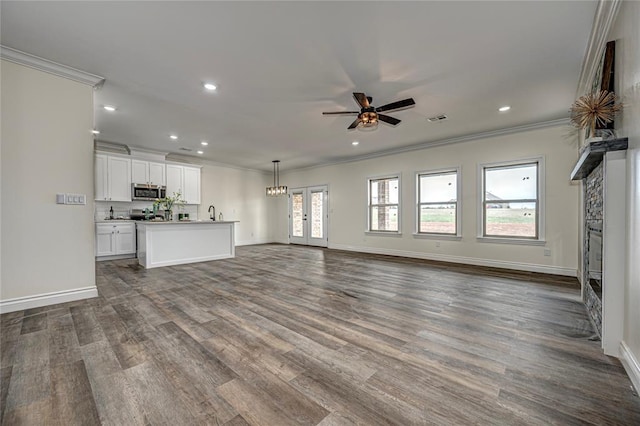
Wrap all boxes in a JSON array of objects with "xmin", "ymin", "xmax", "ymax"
[{"xmin": 289, "ymin": 185, "xmax": 328, "ymax": 247}]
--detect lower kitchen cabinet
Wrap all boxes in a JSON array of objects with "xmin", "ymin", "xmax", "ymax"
[{"xmin": 96, "ymin": 222, "xmax": 136, "ymax": 259}]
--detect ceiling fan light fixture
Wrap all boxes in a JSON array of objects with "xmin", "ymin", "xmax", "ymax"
[{"xmin": 359, "ymin": 111, "xmax": 379, "ymax": 128}]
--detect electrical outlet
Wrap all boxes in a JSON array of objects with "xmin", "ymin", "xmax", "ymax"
[
  {"xmin": 544, "ymin": 248, "xmax": 551, "ymax": 256},
  {"xmin": 435, "ymin": 241, "xmax": 441, "ymax": 248}
]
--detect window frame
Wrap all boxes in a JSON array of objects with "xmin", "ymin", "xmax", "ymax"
[
  {"xmin": 414, "ymin": 167, "xmax": 462, "ymax": 239},
  {"xmin": 477, "ymin": 157, "xmax": 545, "ymax": 245},
  {"xmin": 366, "ymin": 173, "xmax": 402, "ymax": 234}
]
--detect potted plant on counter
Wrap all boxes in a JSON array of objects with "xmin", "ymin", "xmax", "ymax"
[{"xmin": 154, "ymin": 191, "xmax": 185, "ymax": 221}]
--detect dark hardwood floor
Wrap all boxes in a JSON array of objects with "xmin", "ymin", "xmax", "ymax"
[{"xmin": 2, "ymin": 244, "xmax": 639, "ymax": 425}]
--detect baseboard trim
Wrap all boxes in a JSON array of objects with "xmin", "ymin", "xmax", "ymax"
[
  {"xmin": 96, "ymin": 253, "xmax": 136, "ymax": 261},
  {"xmin": 0, "ymin": 286, "xmax": 99, "ymax": 314},
  {"xmin": 328, "ymin": 243, "xmax": 577, "ymax": 277},
  {"xmin": 620, "ymin": 341, "xmax": 640, "ymax": 394},
  {"xmin": 236, "ymin": 238, "xmax": 271, "ymax": 247}
]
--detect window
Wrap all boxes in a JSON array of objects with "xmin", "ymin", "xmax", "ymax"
[
  {"xmin": 417, "ymin": 169, "xmax": 459, "ymax": 235},
  {"xmin": 481, "ymin": 160, "xmax": 542, "ymax": 240},
  {"xmin": 368, "ymin": 175, "xmax": 400, "ymax": 232}
]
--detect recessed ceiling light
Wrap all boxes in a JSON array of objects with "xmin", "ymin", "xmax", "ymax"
[
  {"xmin": 103, "ymin": 105, "xmax": 116, "ymax": 112},
  {"xmin": 498, "ymin": 105, "xmax": 511, "ymax": 112},
  {"xmin": 204, "ymin": 83, "xmax": 217, "ymax": 91},
  {"xmin": 92, "ymin": 130, "xmax": 100, "ymax": 135},
  {"xmin": 201, "ymin": 141, "xmax": 208, "ymax": 146},
  {"xmin": 197, "ymin": 150, "xmax": 204, "ymax": 154},
  {"xmin": 170, "ymin": 134, "xmax": 178, "ymax": 140},
  {"xmin": 352, "ymin": 141, "xmax": 359, "ymax": 146}
]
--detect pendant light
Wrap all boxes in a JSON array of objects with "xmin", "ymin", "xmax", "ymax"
[{"xmin": 266, "ymin": 160, "xmax": 287, "ymax": 196}]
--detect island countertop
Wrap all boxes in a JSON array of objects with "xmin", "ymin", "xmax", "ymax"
[{"xmin": 136, "ymin": 220, "xmax": 237, "ymax": 268}]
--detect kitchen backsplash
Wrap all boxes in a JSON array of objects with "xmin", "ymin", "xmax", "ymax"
[{"xmin": 95, "ymin": 200, "xmax": 199, "ymax": 221}]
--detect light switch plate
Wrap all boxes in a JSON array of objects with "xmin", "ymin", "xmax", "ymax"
[{"xmin": 59, "ymin": 193, "xmax": 87, "ymax": 205}]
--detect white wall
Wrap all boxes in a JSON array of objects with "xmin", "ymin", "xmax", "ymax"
[
  {"xmin": 608, "ymin": 0, "xmax": 640, "ymax": 387},
  {"xmin": 275, "ymin": 125, "xmax": 580, "ymax": 276},
  {"xmin": 197, "ymin": 162, "xmax": 274, "ymax": 246},
  {"xmin": 1, "ymin": 60, "xmax": 96, "ymax": 309}
]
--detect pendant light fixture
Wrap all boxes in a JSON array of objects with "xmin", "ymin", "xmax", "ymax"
[{"xmin": 266, "ymin": 160, "xmax": 287, "ymax": 196}]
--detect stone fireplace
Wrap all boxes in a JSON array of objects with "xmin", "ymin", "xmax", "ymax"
[{"xmin": 571, "ymin": 137, "xmax": 627, "ymax": 356}]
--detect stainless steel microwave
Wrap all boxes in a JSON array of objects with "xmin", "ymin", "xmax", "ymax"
[{"xmin": 132, "ymin": 184, "xmax": 166, "ymax": 201}]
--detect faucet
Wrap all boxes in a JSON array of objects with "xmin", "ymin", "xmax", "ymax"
[{"xmin": 208, "ymin": 205, "xmax": 216, "ymax": 221}]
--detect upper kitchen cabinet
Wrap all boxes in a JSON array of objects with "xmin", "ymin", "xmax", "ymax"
[
  {"xmin": 132, "ymin": 159, "xmax": 165, "ymax": 186},
  {"xmin": 166, "ymin": 163, "xmax": 201, "ymax": 204},
  {"xmin": 95, "ymin": 154, "xmax": 131, "ymax": 202}
]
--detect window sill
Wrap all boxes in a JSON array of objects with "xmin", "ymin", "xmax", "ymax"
[
  {"xmin": 413, "ymin": 233, "xmax": 461, "ymax": 241},
  {"xmin": 476, "ymin": 236, "xmax": 546, "ymax": 246},
  {"xmin": 365, "ymin": 231, "xmax": 402, "ymax": 237}
]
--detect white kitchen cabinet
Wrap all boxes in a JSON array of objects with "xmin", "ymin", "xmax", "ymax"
[
  {"xmin": 95, "ymin": 154, "xmax": 131, "ymax": 201},
  {"xmin": 166, "ymin": 164, "xmax": 183, "ymax": 197},
  {"xmin": 95, "ymin": 154, "xmax": 108, "ymax": 201},
  {"xmin": 96, "ymin": 222, "xmax": 136, "ymax": 258},
  {"xmin": 183, "ymin": 166, "xmax": 201, "ymax": 204},
  {"xmin": 132, "ymin": 159, "xmax": 165, "ymax": 186},
  {"xmin": 165, "ymin": 163, "xmax": 201, "ymax": 204}
]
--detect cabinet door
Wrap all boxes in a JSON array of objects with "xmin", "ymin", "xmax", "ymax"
[
  {"xmin": 166, "ymin": 164, "xmax": 183, "ymax": 197},
  {"xmin": 115, "ymin": 224, "xmax": 135, "ymax": 254},
  {"xmin": 108, "ymin": 156, "xmax": 132, "ymax": 201},
  {"xmin": 131, "ymin": 159, "xmax": 149, "ymax": 184},
  {"xmin": 96, "ymin": 225, "xmax": 115, "ymax": 256},
  {"xmin": 148, "ymin": 162, "xmax": 166, "ymax": 186},
  {"xmin": 95, "ymin": 154, "xmax": 108, "ymax": 201},
  {"xmin": 183, "ymin": 166, "xmax": 201, "ymax": 204}
]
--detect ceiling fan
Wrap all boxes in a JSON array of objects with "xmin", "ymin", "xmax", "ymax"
[{"xmin": 323, "ymin": 92, "xmax": 415, "ymax": 130}]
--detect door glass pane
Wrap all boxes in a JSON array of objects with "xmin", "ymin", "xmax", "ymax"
[
  {"xmin": 311, "ymin": 191, "xmax": 323, "ymax": 238},
  {"xmin": 292, "ymin": 193, "xmax": 304, "ymax": 237},
  {"xmin": 485, "ymin": 202, "xmax": 536, "ymax": 237}
]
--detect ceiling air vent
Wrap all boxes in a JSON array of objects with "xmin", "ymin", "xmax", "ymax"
[
  {"xmin": 179, "ymin": 147, "xmax": 193, "ymax": 152},
  {"xmin": 427, "ymin": 114, "xmax": 448, "ymax": 123}
]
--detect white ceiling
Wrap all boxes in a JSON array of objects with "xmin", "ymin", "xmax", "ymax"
[{"xmin": 1, "ymin": 1, "xmax": 597, "ymax": 171}]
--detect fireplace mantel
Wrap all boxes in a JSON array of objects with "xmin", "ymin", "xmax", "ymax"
[{"xmin": 570, "ymin": 137, "xmax": 628, "ymax": 180}]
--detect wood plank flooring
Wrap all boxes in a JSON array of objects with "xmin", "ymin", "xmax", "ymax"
[{"xmin": 2, "ymin": 244, "xmax": 639, "ymax": 425}]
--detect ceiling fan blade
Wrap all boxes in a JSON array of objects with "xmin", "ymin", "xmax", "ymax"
[
  {"xmin": 378, "ymin": 114, "xmax": 401, "ymax": 126},
  {"xmin": 322, "ymin": 111, "xmax": 360, "ymax": 115},
  {"xmin": 376, "ymin": 98, "xmax": 415, "ymax": 112},
  {"xmin": 353, "ymin": 92, "xmax": 370, "ymax": 108},
  {"xmin": 347, "ymin": 118, "xmax": 362, "ymax": 130}
]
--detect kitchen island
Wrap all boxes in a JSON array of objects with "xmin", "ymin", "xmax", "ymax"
[{"xmin": 136, "ymin": 221, "xmax": 236, "ymax": 269}]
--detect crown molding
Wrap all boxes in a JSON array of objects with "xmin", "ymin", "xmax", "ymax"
[
  {"xmin": 94, "ymin": 140, "xmax": 130, "ymax": 155},
  {"xmin": 1, "ymin": 45, "xmax": 104, "ymax": 87},
  {"xmin": 576, "ymin": 0, "xmax": 621, "ymax": 96},
  {"xmin": 285, "ymin": 118, "xmax": 570, "ymax": 173}
]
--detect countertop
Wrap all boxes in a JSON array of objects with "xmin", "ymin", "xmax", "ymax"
[
  {"xmin": 136, "ymin": 220, "xmax": 238, "ymax": 225},
  {"xmin": 95, "ymin": 219, "xmax": 135, "ymax": 223}
]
